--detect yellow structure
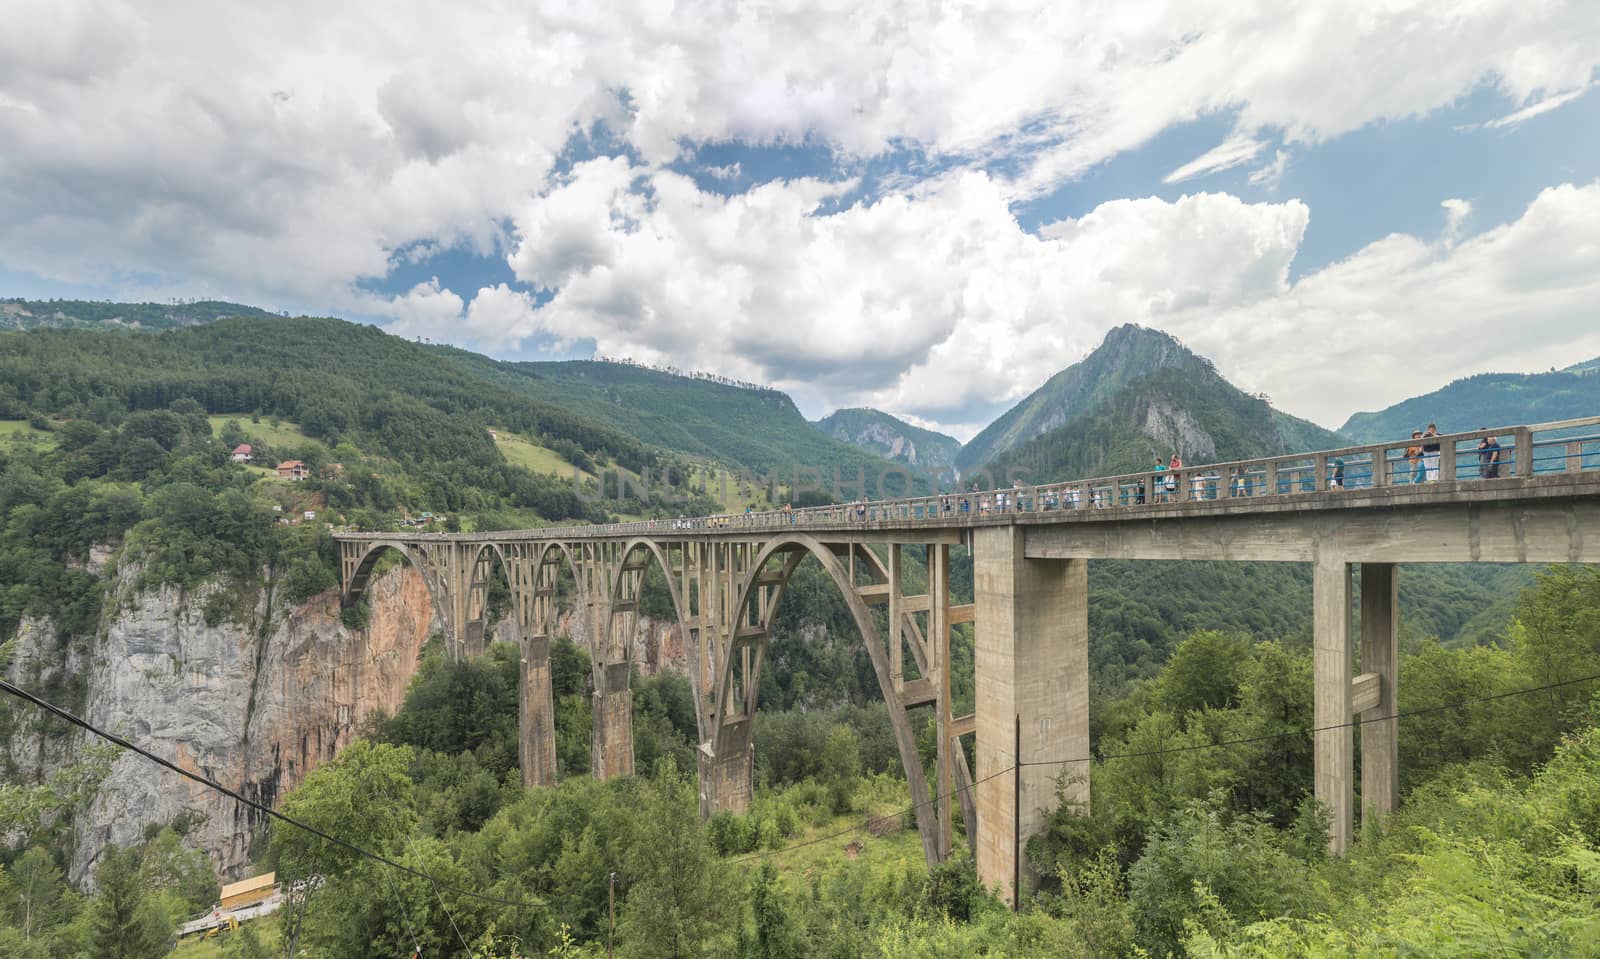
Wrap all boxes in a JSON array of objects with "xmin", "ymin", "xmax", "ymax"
[{"xmin": 218, "ymin": 872, "xmax": 276, "ymax": 911}]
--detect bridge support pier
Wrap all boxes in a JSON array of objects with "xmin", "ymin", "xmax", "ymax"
[
  {"xmin": 973, "ymin": 527, "xmax": 1089, "ymax": 907},
  {"xmin": 1314, "ymin": 557, "xmax": 1355, "ymax": 853},
  {"xmin": 1359, "ymin": 563, "xmax": 1399, "ymax": 825},
  {"xmin": 1315, "ymin": 559, "xmax": 1403, "ymax": 853},
  {"xmin": 592, "ymin": 663, "xmax": 634, "ymax": 780},
  {"xmin": 519, "ymin": 634, "xmax": 558, "ymax": 788},
  {"xmin": 698, "ymin": 719, "xmax": 754, "ymax": 817}
]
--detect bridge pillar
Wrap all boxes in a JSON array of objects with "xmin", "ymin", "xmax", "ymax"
[
  {"xmin": 1313, "ymin": 556, "xmax": 1354, "ymax": 853},
  {"xmin": 591, "ymin": 662, "xmax": 634, "ymax": 780},
  {"xmin": 972, "ymin": 526, "xmax": 1089, "ymax": 907},
  {"xmin": 698, "ymin": 719, "xmax": 754, "ymax": 818},
  {"xmin": 519, "ymin": 634, "xmax": 558, "ymax": 788},
  {"xmin": 1359, "ymin": 563, "xmax": 1399, "ymax": 825}
]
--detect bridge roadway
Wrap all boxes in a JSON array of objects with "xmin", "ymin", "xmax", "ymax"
[{"xmin": 335, "ymin": 418, "xmax": 1600, "ymax": 904}]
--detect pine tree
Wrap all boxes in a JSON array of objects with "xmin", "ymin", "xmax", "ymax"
[{"xmin": 88, "ymin": 847, "xmax": 170, "ymax": 959}]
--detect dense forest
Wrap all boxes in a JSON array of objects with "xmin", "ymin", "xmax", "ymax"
[
  {"xmin": 427, "ymin": 351, "xmax": 902, "ymax": 495},
  {"xmin": 1341, "ymin": 367, "xmax": 1600, "ymax": 442},
  {"xmin": 4, "ymin": 565, "xmax": 1596, "ymax": 957}
]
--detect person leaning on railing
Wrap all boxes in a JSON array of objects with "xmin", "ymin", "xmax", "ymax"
[
  {"xmin": 1478, "ymin": 432, "xmax": 1503, "ymax": 478},
  {"xmin": 1405, "ymin": 431, "xmax": 1425, "ymax": 484}
]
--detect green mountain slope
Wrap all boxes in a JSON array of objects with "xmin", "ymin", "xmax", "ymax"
[
  {"xmin": 432, "ymin": 352, "xmax": 898, "ymax": 494},
  {"xmin": 1340, "ymin": 369, "xmax": 1600, "ymax": 443},
  {"xmin": 811, "ymin": 407, "xmax": 960, "ymax": 471},
  {"xmin": 1564, "ymin": 356, "xmax": 1600, "ymax": 375},
  {"xmin": 979, "ymin": 347, "xmax": 1346, "ymax": 484},
  {"xmin": 956, "ymin": 324, "xmax": 1205, "ymax": 472},
  {"xmin": 0, "ymin": 298, "xmax": 279, "ymax": 331},
  {"xmin": 0, "ymin": 317, "xmax": 725, "ymax": 529}
]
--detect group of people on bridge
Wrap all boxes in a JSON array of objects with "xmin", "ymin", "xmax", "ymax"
[{"xmin": 599, "ymin": 422, "xmax": 1531, "ymax": 535}]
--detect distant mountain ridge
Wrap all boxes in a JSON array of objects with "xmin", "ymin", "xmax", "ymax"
[
  {"xmin": 1340, "ymin": 367, "xmax": 1600, "ymax": 443},
  {"xmin": 429, "ymin": 351, "xmax": 897, "ymax": 486},
  {"xmin": 975, "ymin": 326, "xmax": 1347, "ymax": 483},
  {"xmin": 0, "ymin": 298, "xmax": 280, "ymax": 331},
  {"xmin": 956, "ymin": 325, "xmax": 1204, "ymax": 472},
  {"xmin": 811, "ymin": 407, "xmax": 960, "ymax": 470}
]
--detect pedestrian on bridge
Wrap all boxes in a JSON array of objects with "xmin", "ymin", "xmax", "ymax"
[
  {"xmin": 1422, "ymin": 424, "xmax": 1442, "ymax": 481},
  {"xmin": 1478, "ymin": 432, "xmax": 1503, "ymax": 478},
  {"xmin": 1406, "ymin": 431, "xmax": 1426, "ymax": 484}
]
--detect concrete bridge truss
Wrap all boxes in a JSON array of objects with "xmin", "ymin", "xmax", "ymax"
[
  {"xmin": 337, "ymin": 418, "xmax": 1600, "ymax": 904},
  {"xmin": 338, "ymin": 529, "xmax": 978, "ymax": 866}
]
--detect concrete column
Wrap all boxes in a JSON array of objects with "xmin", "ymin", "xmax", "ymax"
[
  {"xmin": 519, "ymin": 634, "xmax": 558, "ymax": 789},
  {"xmin": 1313, "ymin": 556, "xmax": 1353, "ymax": 853},
  {"xmin": 697, "ymin": 719, "xmax": 754, "ymax": 818},
  {"xmin": 973, "ymin": 526, "xmax": 1089, "ymax": 906},
  {"xmin": 591, "ymin": 661, "xmax": 634, "ymax": 780},
  {"xmin": 464, "ymin": 620, "xmax": 487, "ymax": 660},
  {"xmin": 1359, "ymin": 563, "xmax": 1399, "ymax": 824}
]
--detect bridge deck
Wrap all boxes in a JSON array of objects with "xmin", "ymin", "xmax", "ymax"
[{"xmin": 334, "ymin": 418, "xmax": 1600, "ymax": 544}]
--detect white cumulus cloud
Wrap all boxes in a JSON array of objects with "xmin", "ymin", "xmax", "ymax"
[
  {"xmin": 393, "ymin": 173, "xmax": 1600, "ymax": 438},
  {"xmin": 1, "ymin": 0, "xmax": 1597, "ymax": 311}
]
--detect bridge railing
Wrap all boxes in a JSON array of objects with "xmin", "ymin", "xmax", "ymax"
[{"xmin": 333, "ymin": 417, "xmax": 1600, "ymax": 541}]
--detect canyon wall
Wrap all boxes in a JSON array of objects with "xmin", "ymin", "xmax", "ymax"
[{"xmin": 0, "ymin": 558, "xmax": 691, "ymax": 884}]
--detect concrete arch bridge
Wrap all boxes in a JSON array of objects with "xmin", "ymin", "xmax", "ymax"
[{"xmin": 337, "ymin": 418, "xmax": 1600, "ymax": 903}]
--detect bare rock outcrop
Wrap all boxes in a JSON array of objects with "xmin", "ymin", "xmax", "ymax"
[{"xmin": 70, "ymin": 565, "xmax": 435, "ymax": 882}]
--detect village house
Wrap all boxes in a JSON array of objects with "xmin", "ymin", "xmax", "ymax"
[
  {"xmin": 276, "ymin": 460, "xmax": 309, "ymax": 481},
  {"xmin": 230, "ymin": 444, "xmax": 253, "ymax": 463}
]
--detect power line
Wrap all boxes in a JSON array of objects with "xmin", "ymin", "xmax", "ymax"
[
  {"xmin": 373, "ymin": 775, "xmax": 475, "ymax": 957},
  {"xmin": 0, "ymin": 677, "xmax": 542, "ymax": 911},
  {"xmin": 9, "ymin": 668, "xmax": 1598, "ymax": 879}
]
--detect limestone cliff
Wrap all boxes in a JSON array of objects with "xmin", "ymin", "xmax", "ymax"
[
  {"xmin": 8, "ymin": 555, "xmax": 687, "ymax": 885},
  {"xmin": 812, "ymin": 407, "xmax": 961, "ymax": 472},
  {"xmin": 68, "ymin": 564, "xmax": 436, "ymax": 882}
]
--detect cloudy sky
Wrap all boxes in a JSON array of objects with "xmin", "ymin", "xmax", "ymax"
[{"xmin": 3, "ymin": 1, "xmax": 1598, "ymax": 438}]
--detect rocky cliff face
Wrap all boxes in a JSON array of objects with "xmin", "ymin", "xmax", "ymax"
[
  {"xmin": 69, "ymin": 564, "xmax": 436, "ymax": 882},
  {"xmin": 812, "ymin": 407, "xmax": 961, "ymax": 471},
  {"xmin": 1140, "ymin": 396, "xmax": 1219, "ymax": 463},
  {"xmin": 2, "ymin": 616, "xmax": 90, "ymax": 788},
  {"xmin": 8, "ymin": 555, "xmax": 690, "ymax": 886}
]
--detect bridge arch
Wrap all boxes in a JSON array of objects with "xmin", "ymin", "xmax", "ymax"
[
  {"xmin": 340, "ymin": 539, "xmax": 451, "ymax": 639},
  {"xmin": 717, "ymin": 533, "xmax": 943, "ymax": 864}
]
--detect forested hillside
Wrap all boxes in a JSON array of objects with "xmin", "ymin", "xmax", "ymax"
[
  {"xmin": 958, "ymin": 324, "xmax": 1205, "ymax": 471},
  {"xmin": 0, "ymin": 316, "xmax": 735, "ymax": 648},
  {"xmin": 1341, "ymin": 366, "xmax": 1600, "ymax": 442},
  {"xmin": 812, "ymin": 407, "xmax": 960, "ymax": 471},
  {"xmin": 982, "ymin": 364, "xmax": 1345, "ymax": 484},
  {"xmin": 435, "ymin": 352, "xmax": 899, "ymax": 494}
]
